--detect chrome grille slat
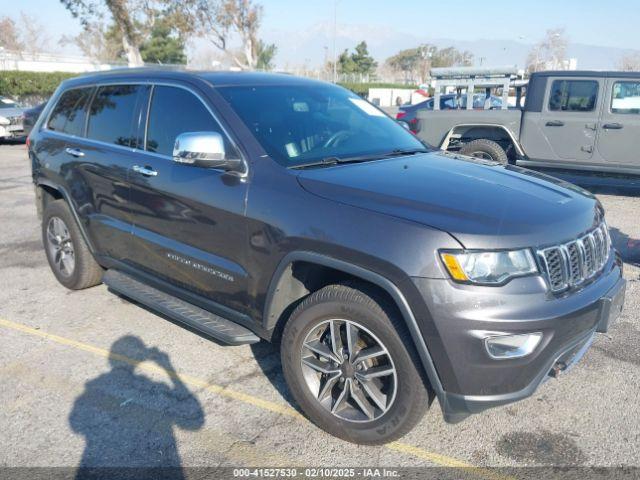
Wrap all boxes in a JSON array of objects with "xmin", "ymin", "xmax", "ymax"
[
  {"xmin": 538, "ymin": 223, "xmax": 610, "ymax": 293},
  {"xmin": 583, "ymin": 234, "xmax": 595, "ymax": 276},
  {"xmin": 593, "ymin": 229, "xmax": 604, "ymax": 268}
]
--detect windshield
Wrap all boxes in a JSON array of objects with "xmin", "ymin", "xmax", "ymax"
[{"xmin": 218, "ymin": 84, "xmax": 427, "ymax": 167}]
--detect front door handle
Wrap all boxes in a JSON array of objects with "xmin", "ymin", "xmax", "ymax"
[
  {"xmin": 65, "ymin": 147, "xmax": 85, "ymax": 158},
  {"xmin": 132, "ymin": 165, "xmax": 158, "ymax": 177},
  {"xmin": 545, "ymin": 120, "xmax": 564, "ymax": 127},
  {"xmin": 602, "ymin": 122, "xmax": 623, "ymax": 130}
]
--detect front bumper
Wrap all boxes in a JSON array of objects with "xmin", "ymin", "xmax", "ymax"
[
  {"xmin": 0, "ymin": 124, "xmax": 25, "ymax": 139},
  {"xmin": 411, "ymin": 253, "xmax": 625, "ymax": 423}
]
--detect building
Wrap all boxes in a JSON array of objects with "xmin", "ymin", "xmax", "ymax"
[{"xmin": 0, "ymin": 49, "xmax": 120, "ymax": 73}]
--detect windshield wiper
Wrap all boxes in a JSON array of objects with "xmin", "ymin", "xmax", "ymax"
[
  {"xmin": 382, "ymin": 148, "xmax": 430, "ymax": 157},
  {"xmin": 289, "ymin": 148, "xmax": 430, "ymax": 170},
  {"xmin": 290, "ymin": 155, "xmax": 379, "ymax": 170}
]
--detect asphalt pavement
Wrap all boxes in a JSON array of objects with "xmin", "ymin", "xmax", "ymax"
[{"xmin": 0, "ymin": 143, "xmax": 638, "ymax": 476}]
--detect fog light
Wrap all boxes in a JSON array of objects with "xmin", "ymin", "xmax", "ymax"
[{"xmin": 485, "ymin": 332, "xmax": 543, "ymax": 359}]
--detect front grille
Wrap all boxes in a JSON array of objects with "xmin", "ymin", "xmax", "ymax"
[
  {"xmin": 8, "ymin": 115, "xmax": 22, "ymax": 126},
  {"xmin": 538, "ymin": 223, "xmax": 611, "ymax": 292}
]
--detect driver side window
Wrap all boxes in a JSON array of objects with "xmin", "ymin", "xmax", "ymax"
[{"xmin": 145, "ymin": 86, "xmax": 237, "ymax": 158}]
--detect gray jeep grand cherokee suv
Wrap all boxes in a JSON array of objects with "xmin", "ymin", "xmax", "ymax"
[{"xmin": 29, "ymin": 70, "xmax": 626, "ymax": 445}]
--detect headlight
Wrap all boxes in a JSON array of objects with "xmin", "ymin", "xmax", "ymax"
[
  {"xmin": 0, "ymin": 116, "xmax": 9, "ymax": 126},
  {"xmin": 440, "ymin": 249, "xmax": 538, "ymax": 285}
]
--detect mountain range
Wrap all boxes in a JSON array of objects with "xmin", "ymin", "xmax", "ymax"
[{"xmin": 263, "ymin": 21, "xmax": 637, "ymax": 71}]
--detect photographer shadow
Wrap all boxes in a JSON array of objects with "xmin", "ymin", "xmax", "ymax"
[
  {"xmin": 609, "ymin": 226, "xmax": 640, "ymax": 267},
  {"xmin": 69, "ymin": 336, "xmax": 204, "ymax": 479}
]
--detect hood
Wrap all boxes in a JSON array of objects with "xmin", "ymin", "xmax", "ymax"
[
  {"xmin": 296, "ymin": 151, "xmax": 601, "ymax": 250},
  {"xmin": 0, "ymin": 107, "xmax": 25, "ymax": 120}
]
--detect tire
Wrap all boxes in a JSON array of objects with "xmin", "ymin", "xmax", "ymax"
[
  {"xmin": 281, "ymin": 284, "xmax": 431, "ymax": 445},
  {"xmin": 42, "ymin": 199, "xmax": 103, "ymax": 290},
  {"xmin": 459, "ymin": 138, "xmax": 508, "ymax": 164}
]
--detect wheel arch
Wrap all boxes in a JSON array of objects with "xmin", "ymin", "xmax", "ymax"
[
  {"xmin": 440, "ymin": 123, "xmax": 525, "ymax": 158},
  {"xmin": 35, "ymin": 179, "xmax": 97, "ymax": 254},
  {"xmin": 263, "ymin": 251, "xmax": 445, "ymax": 397}
]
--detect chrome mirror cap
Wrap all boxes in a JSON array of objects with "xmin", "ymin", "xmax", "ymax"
[{"xmin": 173, "ymin": 131, "xmax": 226, "ymax": 166}]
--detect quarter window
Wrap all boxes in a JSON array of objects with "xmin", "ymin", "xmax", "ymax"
[
  {"xmin": 145, "ymin": 86, "xmax": 236, "ymax": 157},
  {"xmin": 87, "ymin": 85, "xmax": 141, "ymax": 147},
  {"xmin": 47, "ymin": 88, "xmax": 93, "ymax": 136},
  {"xmin": 548, "ymin": 80, "xmax": 598, "ymax": 112},
  {"xmin": 611, "ymin": 81, "xmax": 640, "ymax": 114}
]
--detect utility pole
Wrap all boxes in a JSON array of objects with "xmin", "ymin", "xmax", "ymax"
[{"xmin": 332, "ymin": 0, "xmax": 338, "ymax": 83}]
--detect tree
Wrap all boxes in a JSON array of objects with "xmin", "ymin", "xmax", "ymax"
[
  {"xmin": 59, "ymin": 0, "xmax": 190, "ymax": 66},
  {"xmin": 140, "ymin": 20, "xmax": 186, "ymax": 64},
  {"xmin": 386, "ymin": 48, "xmax": 422, "ymax": 82},
  {"xmin": 0, "ymin": 16, "xmax": 24, "ymax": 51},
  {"xmin": 256, "ymin": 40, "xmax": 276, "ymax": 70},
  {"xmin": 182, "ymin": 0, "xmax": 268, "ymax": 70},
  {"xmin": 431, "ymin": 46, "xmax": 473, "ymax": 68},
  {"xmin": 337, "ymin": 49, "xmax": 357, "ymax": 74},
  {"xmin": 526, "ymin": 28, "xmax": 568, "ymax": 73},
  {"xmin": 618, "ymin": 52, "xmax": 640, "ymax": 72},
  {"xmin": 19, "ymin": 12, "xmax": 51, "ymax": 55},
  {"xmin": 0, "ymin": 13, "xmax": 51, "ymax": 54},
  {"xmin": 338, "ymin": 41, "xmax": 377, "ymax": 76},
  {"xmin": 60, "ymin": 0, "xmax": 138, "ymax": 65},
  {"xmin": 224, "ymin": 0, "xmax": 261, "ymax": 69},
  {"xmin": 60, "ymin": 23, "xmax": 125, "ymax": 63},
  {"xmin": 385, "ymin": 44, "xmax": 473, "ymax": 83},
  {"xmin": 351, "ymin": 41, "xmax": 377, "ymax": 75}
]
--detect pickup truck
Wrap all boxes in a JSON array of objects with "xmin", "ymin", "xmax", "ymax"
[{"xmin": 417, "ymin": 71, "xmax": 640, "ymax": 174}]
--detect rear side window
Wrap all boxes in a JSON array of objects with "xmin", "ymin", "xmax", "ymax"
[
  {"xmin": 145, "ymin": 86, "xmax": 236, "ymax": 157},
  {"xmin": 87, "ymin": 85, "xmax": 141, "ymax": 146},
  {"xmin": 611, "ymin": 81, "xmax": 640, "ymax": 114},
  {"xmin": 47, "ymin": 88, "xmax": 92, "ymax": 136},
  {"xmin": 548, "ymin": 80, "xmax": 598, "ymax": 112}
]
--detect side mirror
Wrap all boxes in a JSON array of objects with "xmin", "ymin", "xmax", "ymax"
[{"xmin": 173, "ymin": 132, "xmax": 243, "ymax": 172}]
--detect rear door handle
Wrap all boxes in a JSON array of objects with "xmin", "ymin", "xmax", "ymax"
[
  {"xmin": 545, "ymin": 120, "xmax": 564, "ymax": 127},
  {"xmin": 602, "ymin": 123, "xmax": 623, "ymax": 130},
  {"xmin": 132, "ymin": 165, "xmax": 158, "ymax": 177},
  {"xmin": 65, "ymin": 147, "xmax": 85, "ymax": 158}
]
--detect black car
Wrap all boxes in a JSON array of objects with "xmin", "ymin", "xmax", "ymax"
[
  {"xmin": 396, "ymin": 95, "xmax": 457, "ymax": 132},
  {"xmin": 396, "ymin": 94, "xmax": 503, "ymax": 133},
  {"xmin": 23, "ymin": 102, "xmax": 47, "ymax": 137},
  {"xmin": 28, "ymin": 69, "xmax": 625, "ymax": 445}
]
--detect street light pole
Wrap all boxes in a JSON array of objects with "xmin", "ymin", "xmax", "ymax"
[{"xmin": 332, "ymin": 0, "xmax": 337, "ymax": 83}]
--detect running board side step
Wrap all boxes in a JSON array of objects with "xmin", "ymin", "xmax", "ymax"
[{"xmin": 103, "ymin": 270, "xmax": 260, "ymax": 345}]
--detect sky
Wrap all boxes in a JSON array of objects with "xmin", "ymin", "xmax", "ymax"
[{"xmin": 1, "ymin": 0, "xmax": 639, "ymax": 67}]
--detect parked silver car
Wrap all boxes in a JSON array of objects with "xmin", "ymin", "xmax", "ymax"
[{"xmin": 0, "ymin": 96, "xmax": 26, "ymax": 140}]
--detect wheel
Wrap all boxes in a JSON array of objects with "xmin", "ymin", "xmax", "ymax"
[
  {"xmin": 42, "ymin": 199, "xmax": 103, "ymax": 290},
  {"xmin": 459, "ymin": 138, "xmax": 508, "ymax": 164},
  {"xmin": 281, "ymin": 284, "xmax": 431, "ymax": 444}
]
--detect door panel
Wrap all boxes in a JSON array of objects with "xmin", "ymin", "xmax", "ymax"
[
  {"xmin": 596, "ymin": 78, "xmax": 640, "ymax": 167},
  {"xmin": 38, "ymin": 85, "xmax": 137, "ymax": 260},
  {"xmin": 126, "ymin": 85, "xmax": 250, "ymax": 314},
  {"xmin": 75, "ymin": 141, "xmax": 137, "ymax": 260},
  {"xmin": 523, "ymin": 78, "xmax": 601, "ymax": 163},
  {"xmin": 79, "ymin": 84, "xmax": 150, "ymax": 260}
]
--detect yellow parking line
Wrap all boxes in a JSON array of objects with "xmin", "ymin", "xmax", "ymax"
[
  {"xmin": 0, "ymin": 316, "xmax": 512, "ymax": 479},
  {"xmin": 0, "ymin": 317, "xmax": 301, "ymax": 420}
]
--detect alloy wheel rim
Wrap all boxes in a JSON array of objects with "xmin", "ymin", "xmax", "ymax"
[
  {"xmin": 46, "ymin": 216, "xmax": 75, "ymax": 277},
  {"xmin": 300, "ymin": 319, "xmax": 397, "ymax": 423},
  {"xmin": 470, "ymin": 151, "xmax": 494, "ymax": 161}
]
